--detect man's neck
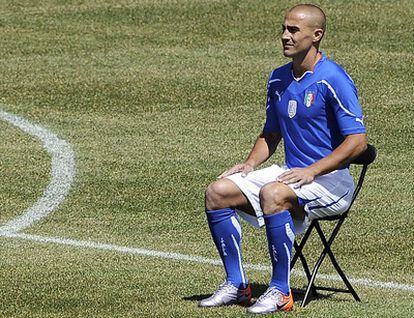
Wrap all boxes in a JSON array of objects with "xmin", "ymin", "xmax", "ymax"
[{"xmin": 292, "ymin": 49, "xmax": 321, "ymax": 79}]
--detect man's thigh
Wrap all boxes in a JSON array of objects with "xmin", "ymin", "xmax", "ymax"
[
  {"xmin": 205, "ymin": 178, "xmax": 255, "ymax": 214},
  {"xmin": 226, "ymin": 165, "xmax": 287, "ymax": 215},
  {"xmin": 226, "ymin": 165, "xmax": 354, "ymax": 232},
  {"xmin": 225, "ymin": 165, "xmax": 288, "ymax": 227},
  {"xmin": 293, "ymin": 169, "xmax": 355, "ymax": 220}
]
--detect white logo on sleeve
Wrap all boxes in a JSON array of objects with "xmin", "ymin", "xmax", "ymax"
[
  {"xmin": 275, "ymin": 90, "xmax": 282, "ymax": 102},
  {"xmin": 356, "ymin": 117, "xmax": 364, "ymax": 124}
]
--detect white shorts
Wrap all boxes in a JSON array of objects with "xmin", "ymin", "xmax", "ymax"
[{"xmin": 226, "ymin": 164, "xmax": 355, "ymax": 234}]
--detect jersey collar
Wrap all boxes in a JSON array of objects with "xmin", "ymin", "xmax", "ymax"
[{"xmin": 291, "ymin": 52, "xmax": 326, "ymax": 82}]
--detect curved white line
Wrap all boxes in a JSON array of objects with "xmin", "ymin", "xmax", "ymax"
[
  {"xmin": 0, "ymin": 110, "xmax": 413, "ymax": 295},
  {"xmin": 0, "ymin": 109, "xmax": 75, "ymax": 234}
]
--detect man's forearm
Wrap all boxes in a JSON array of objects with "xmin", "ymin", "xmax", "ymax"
[
  {"xmin": 245, "ymin": 132, "xmax": 281, "ymax": 168},
  {"xmin": 277, "ymin": 133, "xmax": 367, "ymax": 188},
  {"xmin": 309, "ymin": 133, "xmax": 367, "ymax": 177}
]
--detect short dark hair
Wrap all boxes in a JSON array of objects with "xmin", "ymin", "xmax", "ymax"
[{"xmin": 288, "ymin": 4, "xmax": 326, "ymax": 31}]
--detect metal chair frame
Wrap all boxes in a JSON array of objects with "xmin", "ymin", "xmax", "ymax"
[{"xmin": 290, "ymin": 144, "xmax": 377, "ymax": 307}]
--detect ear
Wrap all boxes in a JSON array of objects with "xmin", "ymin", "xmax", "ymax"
[{"xmin": 313, "ymin": 28, "xmax": 324, "ymax": 42}]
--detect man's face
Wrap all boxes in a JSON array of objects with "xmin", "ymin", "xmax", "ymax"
[{"xmin": 281, "ymin": 10, "xmax": 317, "ymax": 58}]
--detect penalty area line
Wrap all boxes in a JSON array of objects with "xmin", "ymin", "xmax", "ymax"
[
  {"xmin": 2, "ymin": 231, "xmax": 414, "ymax": 293},
  {"xmin": 1, "ymin": 109, "xmax": 413, "ymax": 295},
  {"xmin": 0, "ymin": 109, "xmax": 75, "ymax": 234}
]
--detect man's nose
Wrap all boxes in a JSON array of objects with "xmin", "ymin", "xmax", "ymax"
[{"xmin": 281, "ymin": 29, "xmax": 290, "ymax": 41}]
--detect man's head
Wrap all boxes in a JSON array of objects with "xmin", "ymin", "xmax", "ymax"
[{"xmin": 281, "ymin": 4, "xmax": 326, "ymax": 58}]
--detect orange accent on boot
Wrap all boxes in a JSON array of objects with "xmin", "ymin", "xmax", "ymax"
[{"xmin": 278, "ymin": 290, "xmax": 294, "ymax": 311}]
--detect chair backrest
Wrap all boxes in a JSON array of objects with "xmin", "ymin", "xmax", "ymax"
[
  {"xmin": 350, "ymin": 144, "xmax": 377, "ymax": 166},
  {"xmin": 347, "ymin": 144, "xmax": 377, "ymax": 212}
]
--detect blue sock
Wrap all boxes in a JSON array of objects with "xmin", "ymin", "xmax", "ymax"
[
  {"xmin": 206, "ymin": 208, "xmax": 248, "ymax": 289},
  {"xmin": 264, "ymin": 210, "xmax": 295, "ymax": 295}
]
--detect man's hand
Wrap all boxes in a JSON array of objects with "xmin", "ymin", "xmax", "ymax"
[
  {"xmin": 218, "ymin": 163, "xmax": 254, "ymax": 179},
  {"xmin": 277, "ymin": 167, "xmax": 316, "ymax": 188},
  {"xmin": 216, "ymin": 132, "xmax": 281, "ymax": 180}
]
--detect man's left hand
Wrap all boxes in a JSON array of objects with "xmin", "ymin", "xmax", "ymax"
[{"xmin": 277, "ymin": 167, "xmax": 316, "ymax": 189}]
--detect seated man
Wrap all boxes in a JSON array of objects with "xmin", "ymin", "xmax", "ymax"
[{"xmin": 198, "ymin": 3, "xmax": 367, "ymax": 314}]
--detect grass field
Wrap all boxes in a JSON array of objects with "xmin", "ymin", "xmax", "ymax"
[{"xmin": 1, "ymin": 0, "xmax": 413, "ymax": 317}]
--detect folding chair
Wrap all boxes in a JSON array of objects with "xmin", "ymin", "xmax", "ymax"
[{"xmin": 290, "ymin": 144, "xmax": 377, "ymax": 307}]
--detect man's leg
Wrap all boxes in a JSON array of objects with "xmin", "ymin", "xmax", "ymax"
[
  {"xmin": 248, "ymin": 182, "xmax": 302, "ymax": 314},
  {"xmin": 198, "ymin": 179, "xmax": 253, "ymax": 307}
]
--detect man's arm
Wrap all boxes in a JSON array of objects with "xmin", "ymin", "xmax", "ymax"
[
  {"xmin": 218, "ymin": 131, "xmax": 282, "ymax": 178},
  {"xmin": 277, "ymin": 133, "xmax": 367, "ymax": 188}
]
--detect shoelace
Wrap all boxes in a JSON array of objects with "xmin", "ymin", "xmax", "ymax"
[
  {"xmin": 212, "ymin": 281, "xmax": 238, "ymax": 296},
  {"xmin": 256, "ymin": 287, "xmax": 281, "ymax": 303}
]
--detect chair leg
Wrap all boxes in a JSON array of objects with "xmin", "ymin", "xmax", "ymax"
[
  {"xmin": 300, "ymin": 237, "xmax": 330, "ymax": 307},
  {"xmin": 314, "ymin": 223, "xmax": 361, "ymax": 302},
  {"xmin": 291, "ymin": 223, "xmax": 318, "ymax": 301},
  {"xmin": 327, "ymin": 249, "xmax": 361, "ymax": 301},
  {"xmin": 291, "ymin": 222, "xmax": 314, "ymax": 268},
  {"xmin": 292, "ymin": 219, "xmax": 361, "ymax": 307},
  {"xmin": 293, "ymin": 241, "xmax": 319, "ymax": 296}
]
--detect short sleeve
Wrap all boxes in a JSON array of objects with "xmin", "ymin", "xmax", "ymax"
[
  {"xmin": 323, "ymin": 72, "xmax": 366, "ymax": 136},
  {"xmin": 263, "ymin": 81, "xmax": 281, "ymax": 133}
]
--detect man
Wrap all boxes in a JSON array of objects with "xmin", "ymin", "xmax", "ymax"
[{"xmin": 198, "ymin": 4, "xmax": 367, "ymax": 314}]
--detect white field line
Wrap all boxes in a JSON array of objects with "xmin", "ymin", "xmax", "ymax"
[
  {"xmin": 3, "ymin": 232, "xmax": 414, "ymax": 293},
  {"xmin": 1, "ymin": 109, "xmax": 414, "ymax": 295},
  {"xmin": 0, "ymin": 109, "xmax": 75, "ymax": 234}
]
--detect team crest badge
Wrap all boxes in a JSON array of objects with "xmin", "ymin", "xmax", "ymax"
[
  {"xmin": 288, "ymin": 100, "xmax": 297, "ymax": 118},
  {"xmin": 304, "ymin": 90, "xmax": 316, "ymax": 107}
]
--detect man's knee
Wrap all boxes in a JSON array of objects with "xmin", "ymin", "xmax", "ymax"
[
  {"xmin": 205, "ymin": 180, "xmax": 230, "ymax": 210},
  {"xmin": 205, "ymin": 179, "xmax": 246, "ymax": 211},
  {"xmin": 259, "ymin": 182, "xmax": 296, "ymax": 215}
]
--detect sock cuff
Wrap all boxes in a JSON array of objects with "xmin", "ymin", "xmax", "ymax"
[
  {"xmin": 206, "ymin": 207, "xmax": 235, "ymax": 223},
  {"xmin": 264, "ymin": 210, "xmax": 292, "ymax": 228}
]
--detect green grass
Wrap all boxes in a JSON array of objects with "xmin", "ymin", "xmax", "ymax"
[
  {"xmin": 0, "ymin": 120, "xmax": 50, "ymax": 224},
  {"xmin": 0, "ymin": 0, "xmax": 414, "ymax": 317}
]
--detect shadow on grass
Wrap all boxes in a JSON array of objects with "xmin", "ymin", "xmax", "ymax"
[{"xmin": 183, "ymin": 282, "xmax": 334, "ymax": 305}]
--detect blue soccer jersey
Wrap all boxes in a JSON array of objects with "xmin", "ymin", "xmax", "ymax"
[{"xmin": 263, "ymin": 53, "xmax": 366, "ymax": 168}]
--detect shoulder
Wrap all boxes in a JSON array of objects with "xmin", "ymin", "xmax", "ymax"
[
  {"xmin": 267, "ymin": 62, "xmax": 292, "ymax": 97},
  {"xmin": 318, "ymin": 57, "xmax": 356, "ymax": 89},
  {"xmin": 268, "ymin": 62, "xmax": 292, "ymax": 82}
]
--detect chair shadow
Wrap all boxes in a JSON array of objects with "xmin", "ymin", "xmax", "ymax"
[{"xmin": 182, "ymin": 282, "xmax": 334, "ymax": 304}]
